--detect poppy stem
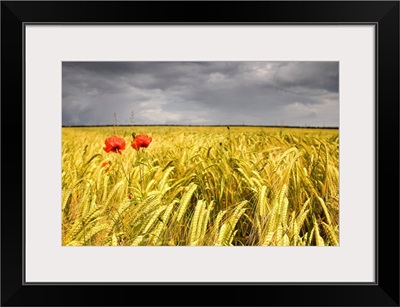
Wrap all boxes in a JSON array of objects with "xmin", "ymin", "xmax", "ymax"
[{"xmin": 138, "ymin": 150, "xmax": 144, "ymax": 193}]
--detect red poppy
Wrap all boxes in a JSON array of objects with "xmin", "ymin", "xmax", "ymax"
[
  {"xmin": 103, "ymin": 136, "xmax": 126, "ymax": 154},
  {"xmin": 100, "ymin": 161, "xmax": 111, "ymax": 172},
  {"xmin": 101, "ymin": 161, "xmax": 112, "ymax": 167},
  {"xmin": 131, "ymin": 134, "xmax": 152, "ymax": 151}
]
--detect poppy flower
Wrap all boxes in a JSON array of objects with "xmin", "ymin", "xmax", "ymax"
[
  {"xmin": 101, "ymin": 161, "xmax": 110, "ymax": 168},
  {"xmin": 103, "ymin": 136, "xmax": 126, "ymax": 154},
  {"xmin": 100, "ymin": 161, "xmax": 111, "ymax": 172},
  {"xmin": 131, "ymin": 134, "xmax": 152, "ymax": 151}
]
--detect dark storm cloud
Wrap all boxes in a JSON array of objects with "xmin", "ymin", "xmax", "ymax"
[
  {"xmin": 272, "ymin": 62, "xmax": 339, "ymax": 92},
  {"xmin": 62, "ymin": 61, "xmax": 339, "ymax": 127}
]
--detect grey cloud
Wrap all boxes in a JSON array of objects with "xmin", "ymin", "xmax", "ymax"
[
  {"xmin": 272, "ymin": 62, "xmax": 339, "ymax": 92},
  {"xmin": 62, "ymin": 61, "xmax": 339, "ymax": 127}
]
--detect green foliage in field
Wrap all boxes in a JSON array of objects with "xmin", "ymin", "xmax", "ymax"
[{"xmin": 62, "ymin": 126, "xmax": 339, "ymax": 246}]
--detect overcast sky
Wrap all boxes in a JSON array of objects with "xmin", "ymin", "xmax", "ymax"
[{"xmin": 62, "ymin": 61, "xmax": 339, "ymax": 127}]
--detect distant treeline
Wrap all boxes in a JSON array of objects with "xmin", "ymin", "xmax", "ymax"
[{"xmin": 62, "ymin": 124, "xmax": 339, "ymax": 129}]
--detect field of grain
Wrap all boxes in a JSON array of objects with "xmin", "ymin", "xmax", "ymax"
[{"xmin": 62, "ymin": 126, "xmax": 339, "ymax": 246}]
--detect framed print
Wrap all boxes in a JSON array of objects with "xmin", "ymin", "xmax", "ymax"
[{"xmin": 1, "ymin": 1, "xmax": 399, "ymax": 306}]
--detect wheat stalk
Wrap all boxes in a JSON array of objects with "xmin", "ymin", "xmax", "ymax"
[{"xmin": 176, "ymin": 183, "xmax": 197, "ymax": 222}]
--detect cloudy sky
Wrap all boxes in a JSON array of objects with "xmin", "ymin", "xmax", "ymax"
[{"xmin": 62, "ymin": 61, "xmax": 339, "ymax": 127}]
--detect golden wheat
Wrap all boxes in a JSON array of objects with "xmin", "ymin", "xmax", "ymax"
[{"xmin": 62, "ymin": 126, "xmax": 339, "ymax": 246}]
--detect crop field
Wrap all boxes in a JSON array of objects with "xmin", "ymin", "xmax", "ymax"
[{"xmin": 62, "ymin": 126, "xmax": 339, "ymax": 246}]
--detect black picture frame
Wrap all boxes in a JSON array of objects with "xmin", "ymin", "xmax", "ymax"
[{"xmin": 1, "ymin": 1, "xmax": 399, "ymax": 306}]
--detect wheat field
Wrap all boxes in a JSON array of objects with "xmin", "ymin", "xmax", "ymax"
[{"xmin": 62, "ymin": 126, "xmax": 339, "ymax": 246}]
